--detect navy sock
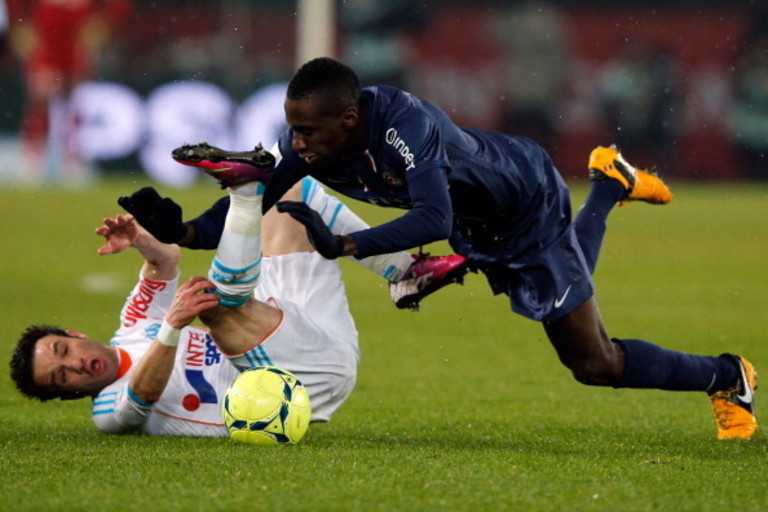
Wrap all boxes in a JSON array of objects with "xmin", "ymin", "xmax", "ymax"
[
  {"xmin": 615, "ymin": 338, "xmax": 739, "ymax": 392},
  {"xmin": 573, "ymin": 180, "xmax": 626, "ymax": 274}
]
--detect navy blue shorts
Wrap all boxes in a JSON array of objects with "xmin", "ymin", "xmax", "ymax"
[{"xmin": 478, "ymin": 225, "xmax": 594, "ymax": 322}]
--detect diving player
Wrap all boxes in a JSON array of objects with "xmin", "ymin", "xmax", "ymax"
[{"xmin": 191, "ymin": 57, "xmax": 757, "ymax": 439}]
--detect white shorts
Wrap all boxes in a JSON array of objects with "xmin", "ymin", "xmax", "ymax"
[{"xmin": 227, "ymin": 251, "xmax": 359, "ymax": 422}]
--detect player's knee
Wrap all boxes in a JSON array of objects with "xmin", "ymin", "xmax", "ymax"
[
  {"xmin": 564, "ymin": 356, "xmax": 622, "ymax": 387},
  {"xmin": 198, "ymin": 305, "xmax": 227, "ymax": 326}
]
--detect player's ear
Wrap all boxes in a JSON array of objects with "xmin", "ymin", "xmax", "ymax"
[
  {"xmin": 65, "ymin": 330, "xmax": 87, "ymax": 339},
  {"xmin": 341, "ymin": 106, "xmax": 359, "ymax": 129}
]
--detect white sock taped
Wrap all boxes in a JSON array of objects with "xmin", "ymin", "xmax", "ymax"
[{"xmin": 209, "ymin": 183, "xmax": 264, "ymax": 306}]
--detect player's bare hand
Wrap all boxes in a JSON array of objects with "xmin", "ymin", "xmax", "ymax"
[
  {"xmin": 165, "ymin": 276, "xmax": 220, "ymax": 328},
  {"xmin": 95, "ymin": 214, "xmax": 139, "ymax": 255}
]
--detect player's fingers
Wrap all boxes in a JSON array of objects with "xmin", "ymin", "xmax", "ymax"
[
  {"xmin": 195, "ymin": 294, "xmax": 220, "ymax": 312},
  {"xmin": 180, "ymin": 275, "xmax": 207, "ymax": 290},
  {"xmin": 189, "ymin": 279, "xmax": 215, "ymax": 294},
  {"xmin": 275, "ymin": 200, "xmax": 305, "ymax": 213},
  {"xmin": 97, "ymin": 244, "xmax": 115, "ymax": 255},
  {"xmin": 182, "ymin": 276, "xmax": 216, "ymax": 294},
  {"xmin": 278, "ymin": 204, "xmax": 314, "ymax": 224}
]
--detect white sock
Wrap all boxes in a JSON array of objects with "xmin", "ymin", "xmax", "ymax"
[
  {"xmin": 301, "ymin": 177, "xmax": 413, "ymax": 281},
  {"xmin": 209, "ymin": 183, "xmax": 264, "ymax": 306}
]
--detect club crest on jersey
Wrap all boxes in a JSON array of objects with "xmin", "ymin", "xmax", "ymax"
[
  {"xmin": 385, "ymin": 128, "xmax": 416, "ymax": 171},
  {"xmin": 382, "ymin": 171, "xmax": 404, "ymax": 186}
]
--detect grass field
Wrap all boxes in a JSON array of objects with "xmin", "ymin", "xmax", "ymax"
[{"xmin": 1, "ymin": 177, "xmax": 766, "ymax": 511}]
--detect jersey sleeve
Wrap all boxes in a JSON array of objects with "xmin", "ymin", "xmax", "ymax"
[
  {"xmin": 91, "ymin": 381, "xmax": 155, "ymax": 434},
  {"xmin": 350, "ymin": 110, "xmax": 454, "ymax": 257},
  {"xmin": 349, "ymin": 169, "xmax": 453, "ymax": 257},
  {"xmin": 115, "ymin": 274, "xmax": 178, "ymax": 341},
  {"xmin": 186, "ymin": 196, "xmax": 230, "ymax": 250}
]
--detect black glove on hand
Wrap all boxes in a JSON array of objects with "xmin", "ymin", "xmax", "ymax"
[
  {"xmin": 276, "ymin": 201, "xmax": 344, "ymax": 259},
  {"xmin": 117, "ymin": 187, "xmax": 187, "ymax": 244}
]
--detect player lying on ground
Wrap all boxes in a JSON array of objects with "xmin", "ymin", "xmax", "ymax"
[
  {"xmin": 9, "ymin": 163, "xmax": 409, "ymax": 434},
  {"xmin": 142, "ymin": 57, "xmax": 756, "ymax": 440}
]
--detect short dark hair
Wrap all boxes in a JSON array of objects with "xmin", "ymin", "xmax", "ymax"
[
  {"xmin": 10, "ymin": 324, "xmax": 69, "ymax": 401},
  {"xmin": 287, "ymin": 57, "xmax": 361, "ymax": 115}
]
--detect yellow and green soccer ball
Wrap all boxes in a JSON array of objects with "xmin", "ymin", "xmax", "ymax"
[{"xmin": 222, "ymin": 366, "xmax": 311, "ymax": 445}]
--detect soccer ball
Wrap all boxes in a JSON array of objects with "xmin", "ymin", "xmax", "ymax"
[{"xmin": 222, "ymin": 366, "xmax": 312, "ymax": 445}]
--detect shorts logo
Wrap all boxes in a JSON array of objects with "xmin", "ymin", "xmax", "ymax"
[
  {"xmin": 385, "ymin": 127, "xmax": 416, "ymax": 171},
  {"xmin": 554, "ymin": 285, "xmax": 572, "ymax": 308}
]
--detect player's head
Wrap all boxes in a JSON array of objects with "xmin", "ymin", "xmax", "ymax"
[
  {"xmin": 10, "ymin": 324, "xmax": 120, "ymax": 401},
  {"xmin": 285, "ymin": 57, "xmax": 363, "ymax": 165}
]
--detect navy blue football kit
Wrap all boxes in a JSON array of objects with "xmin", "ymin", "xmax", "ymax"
[
  {"xmin": 193, "ymin": 86, "xmax": 593, "ymax": 322},
  {"xmin": 177, "ymin": 83, "xmax": 754, "ymax": 437}
]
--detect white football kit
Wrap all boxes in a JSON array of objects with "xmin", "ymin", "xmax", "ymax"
[{"xmin": 92, "ymin": 251, "xmax": 359, "ymax": 436}]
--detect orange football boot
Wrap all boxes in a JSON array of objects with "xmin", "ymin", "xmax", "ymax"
[
  {"xmin": 588, "ymin": 145, "xmax": 673, "ymax": 205},
  {"xmin": 709, "ymin": 355, "xmax": 758, "ymax": 440}
]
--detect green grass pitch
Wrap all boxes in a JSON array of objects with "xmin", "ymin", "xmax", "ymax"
[{"xmin": 0, "ymin": 177, "xmax": 766, "ymax": 511}]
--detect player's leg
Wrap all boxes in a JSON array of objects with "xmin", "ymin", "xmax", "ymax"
[
  {"xmin": 573, "ymin": 145, "xmax": 672, "ymax": 275},
  {"xmin": 176, "ymin": 150, "xmax": 284, "ymax": 354},
  {"xmin": 568, "ymin": 148, "xmax": 756, "ymax": 438},
  {"xmin": 197, "ymin": 180, "xmax": 284, "ymax": 349},
  {"xmin": 207, "ymin": 181, "xmax": 265, "ymax": 306},
  {"xmin": 544, "ymin": 298, "xmax": 757, "ymax": 439},
  {"xmin": 572, "ymin": 179, "xmax": 624, "ymax": 275},
  {"xmin": 544, "ymin": 298, "xmax": 733, "ymax": 389}
]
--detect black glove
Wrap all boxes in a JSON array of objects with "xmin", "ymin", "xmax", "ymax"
[
  {"xmin": 117, "ymin": 187, "xmax": 187, "ymax": 244},
  {"xmin": 276, "ymin": 201, "xmax": 344, "ymax": 259}
]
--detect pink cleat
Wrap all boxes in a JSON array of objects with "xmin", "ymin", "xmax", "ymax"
[
  {"xmin": 390, "ymin": 254, "xmax": 470, "ymax": 310},
  {"xmin": 172, "ymin": 142, "xmax": 275, "ymax": 188}
]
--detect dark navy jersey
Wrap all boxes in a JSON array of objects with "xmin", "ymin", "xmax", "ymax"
[
  {"xmin": 270, "ymin": 85, "xmax": 573, "ymax": 261},
  {"xmin": 193, "ymin": 85, "xmax": 573, "ymax": 262}
]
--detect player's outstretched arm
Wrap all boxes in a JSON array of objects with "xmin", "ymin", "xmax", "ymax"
[{"xmin": 95, "ymin": 213, "xmax": 180, "ymax": 281}]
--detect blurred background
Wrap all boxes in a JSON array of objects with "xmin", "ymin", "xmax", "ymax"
[{"xmin": 0, "ymin": 0, "xmax": 766, "ymax": 187}]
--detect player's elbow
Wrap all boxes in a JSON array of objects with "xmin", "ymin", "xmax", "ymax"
[{"xmin": 129, "ymin": 384, "xmax": 162, "ymax": 405}]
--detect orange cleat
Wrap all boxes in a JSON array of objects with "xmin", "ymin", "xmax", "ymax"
[
  {"xmin": 709, "ymin": 355, "xmax": 758, "ymax": 440},
  {"xmin": 588, "ymin": 145, "xmax": 673, "ymax": 205}
]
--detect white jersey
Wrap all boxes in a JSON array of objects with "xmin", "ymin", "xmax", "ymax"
[{"xmin": 92, "ymin": 251, "xmax": 359, "ymax": 436}]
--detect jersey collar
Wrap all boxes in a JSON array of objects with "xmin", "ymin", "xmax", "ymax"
[{"xmin": 114, "ymin": 347, "xmax": 133, "ymax": 380}]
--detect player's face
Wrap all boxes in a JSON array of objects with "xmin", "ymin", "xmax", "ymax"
[
  {"xmin": 285, "ymin": 96, "xmax": 360, "ymax": 165},
  {"xmin": 33, "ymin": 334, "xmax": 120, "ymax": 398}
]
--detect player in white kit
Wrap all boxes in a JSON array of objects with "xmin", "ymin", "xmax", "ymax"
[{"xmin": 10, "ymin": 158, "xmax": 410, "ymax": 436}]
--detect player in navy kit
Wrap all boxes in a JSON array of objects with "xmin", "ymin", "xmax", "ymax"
[{"xmin": 124, "ymin": 57, "xmax": 757, "ymax": 439}]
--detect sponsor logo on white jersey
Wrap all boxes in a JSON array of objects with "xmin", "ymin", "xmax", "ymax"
[{"xmin": 123, "ymin": 279, "xmax": 167, "ymax": 328}]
